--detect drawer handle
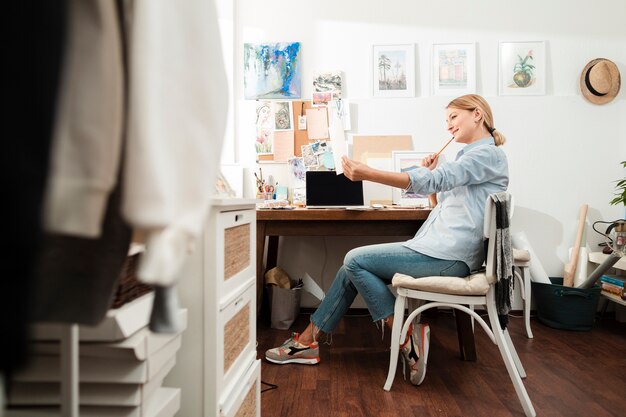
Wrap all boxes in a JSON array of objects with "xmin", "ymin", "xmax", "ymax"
[
  {"xmin": 235, "ymin": 214, "xmax": 242, "ymax": 222},
  {"xmin": 234, "ymin": 297, "xmax": 244, "ymax": 307}
]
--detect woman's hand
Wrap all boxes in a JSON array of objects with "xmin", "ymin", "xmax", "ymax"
[
  {"xmin": 342, "ymin": 156, "xmax": 411, "ymax": 189},
  {"xmin": 421, "ymin": 154, "xmax": 439, "ymax": 171},
  {"xmin": 342, "ymin": 156, "xmax": 370, "ymax": 181}
]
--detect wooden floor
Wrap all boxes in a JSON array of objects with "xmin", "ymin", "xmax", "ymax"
[{"xmin": 257, "ymin": 310, "xmax": 626, "ymax": 417}]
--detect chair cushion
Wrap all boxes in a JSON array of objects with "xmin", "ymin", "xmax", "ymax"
[{"xmin": 392, "ymin": 272, "xmax": 491, "ymax": 295}]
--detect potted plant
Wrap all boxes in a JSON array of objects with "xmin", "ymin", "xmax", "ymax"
[
  {"xmin": 610, "ymin": 160, "xmax": 626, "ymax": 206},
  {"xmin": 610, "ymin": 160, "xmax": 626, "ymax": 217},
  {"xmin": 513, "ymin": 50, "xmax": 535, "ymax": 88}
]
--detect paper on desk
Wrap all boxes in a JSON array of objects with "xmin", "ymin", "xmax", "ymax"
[
  {"xmin": 302, "ymin": 272, "xmax": 325, "ymax": 302},
  {"xmin": 328, "ymin": 101, "xmax": 347, "ymax": 175}
]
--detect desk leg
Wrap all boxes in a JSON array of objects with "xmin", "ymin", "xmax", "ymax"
[
  {"xmin": 266, "ymin": 236, "xmax": 279, "ymax": 271},
  {"xmin": 256, "ymin": 221, "xmax": 267, "ymax": 314},
  {"xmin": 455, "ymin": 310, "xmax": 477, "ymax": 361}
]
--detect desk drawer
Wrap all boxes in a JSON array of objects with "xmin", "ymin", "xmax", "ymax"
[
  {"xmin": 217, "ymin": 280, "xmax": 256, "ymax": 400},
  {"xmin": 220, "ymin": 359, "xmax": 260, "ymax": 417},
  {"xmin": 212, "ymin": 209, "xmax": 255, "ymax": 303}
]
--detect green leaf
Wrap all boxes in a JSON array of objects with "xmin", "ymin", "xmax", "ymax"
[{"xmin": 609, "ymin": 161, "xmax": 626, "ymax": 206}]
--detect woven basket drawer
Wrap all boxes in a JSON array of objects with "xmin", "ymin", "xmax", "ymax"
[
  {"xmin": 213, "ymin": 209, "xmax": 255, "ymax": 304},
  {"xmin": 219, "ymin": 359, "xmax": 260, "ymax": 417},
  {"xmin": 217, "ymin": 280, "xmax": 256, "ymax": 401}
]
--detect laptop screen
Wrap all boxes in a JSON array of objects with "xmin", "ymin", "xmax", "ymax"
[{"xmin": 306, "ymin": 171, "xmax": 364, "ymax": 207}]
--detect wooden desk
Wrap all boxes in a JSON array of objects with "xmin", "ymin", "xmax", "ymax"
[{"xmin": 256, "ymin": 207, "xmax": 477, "ymax": 360}]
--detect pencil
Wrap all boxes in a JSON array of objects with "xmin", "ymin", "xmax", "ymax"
[{"xmin": 434, "ymin": 137, "xmax": 455, "ymax": 158}]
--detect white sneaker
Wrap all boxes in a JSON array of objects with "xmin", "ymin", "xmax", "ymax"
[
  {"xmin": 412, "ymin": 323, "xmax": 430, "ymax": 386},
  {"xmin": 400, "ymin": 323, "xmax": 431, "ymax": 386}
]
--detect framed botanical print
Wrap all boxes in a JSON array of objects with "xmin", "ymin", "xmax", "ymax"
[
  {"xmin": 499, "ymin": 41, "xmax": 546, "ymax": 95},
  {"xmin": 372, "ymin": 44, "xmax": 415, "ymax": 98}
]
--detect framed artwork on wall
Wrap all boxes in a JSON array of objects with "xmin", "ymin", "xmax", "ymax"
[
  {"xmin": 313, "ymin": 70, "xmax": 343, "ymax": 99},
  {"xmin": 432, "ymin": 43, "xmax": 476, "ymax": 96},
  {"xmin": 273, "ymin": 101, "xmax": 293, "ymax": 131},
  {"xmin": 499, "ymin": 41, "xmax": 546, "ymax": 95},
  {"xmin": 372, "ymin": 44, "xmax": 415, "ymax": 98},
  {"xmin": 244, "ymin": 42, "xmax": 302, "ymax": 99},
  {"xmin": 391, "ymin": 151, "xmax": 432, "ymax": 207},
  {"xmin": 214, "ymin": 171, "xmax": 236, "ymax": 198}
]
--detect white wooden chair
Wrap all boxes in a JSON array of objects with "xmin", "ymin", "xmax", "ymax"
[
  {"xmin": 513, "ymin": 248, "xmax": 533, "ymax": 338},
  {"xmin": 383, "ymin": 193, "xmax": 536, "ymax": 417},
  {"xmin": 509, "ymin": 196, "xmax": 533, "ymax": 339}
]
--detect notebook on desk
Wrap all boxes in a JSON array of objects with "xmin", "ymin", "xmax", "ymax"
[{"xmin": 305, "ymin": 171, "xmax": 367, "ymax": 208}]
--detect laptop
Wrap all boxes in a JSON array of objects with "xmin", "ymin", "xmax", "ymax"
[{"xmin": 305, "ymin": 171, "xmax": 367, "ymax": 208}]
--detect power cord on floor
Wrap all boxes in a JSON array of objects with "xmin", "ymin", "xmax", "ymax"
[
  {"xmin": 257, "ymin": 339, "xmax": 279, "ymax": 393},
  {"xmin": 261, "ymin": 380, "xmax": 278, "ymax": 393}
]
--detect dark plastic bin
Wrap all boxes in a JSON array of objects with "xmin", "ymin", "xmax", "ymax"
[{"xmin": 531, "ymin": 277, "xmax": 601, "ymax": 331}]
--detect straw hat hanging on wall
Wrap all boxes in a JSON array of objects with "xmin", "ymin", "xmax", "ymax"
[{"xmin": 580, "ymin": 58, "xmax": 621, "ymax": 105}]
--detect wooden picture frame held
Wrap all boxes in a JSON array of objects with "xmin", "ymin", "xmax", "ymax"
[{"xmin": 391, "ymin": 151, "xmax": 432, "ymax": 207}]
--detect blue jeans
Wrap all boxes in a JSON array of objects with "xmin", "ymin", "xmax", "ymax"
[{"xmin": 310, "ymin": 242, "xmax": 470, "ymax": 333}]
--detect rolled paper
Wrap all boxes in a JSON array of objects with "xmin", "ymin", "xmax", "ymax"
[
  {"xmin": 511, "ymin": 231, "xmax": 551, "ymax": 284},
  {"xmin": 571, "ymin": 246, "xmax": 589, "ymax": 288},
  {"xmin": 302, "ymin": 272, "xmax": 325, "ymax": 302},
  {"xmin": 577, "ymin": 252, "xmax": 621, "ymax": 289}
]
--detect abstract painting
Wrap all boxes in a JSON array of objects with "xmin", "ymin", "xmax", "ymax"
[{"xmin": 244, "ymin": 42, "xmax": 302, "ymax": 99}]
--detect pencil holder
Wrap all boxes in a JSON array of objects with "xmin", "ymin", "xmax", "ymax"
[{"xmin": 256, "ymin": 192, "xmax": 273, "ymax": 200}]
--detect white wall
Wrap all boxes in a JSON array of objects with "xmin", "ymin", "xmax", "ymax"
[{"xmin": 234, "ymin": 0, "xmax": 626, "ymax": 307}]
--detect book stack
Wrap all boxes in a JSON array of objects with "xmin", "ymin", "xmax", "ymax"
[
  {"xmin": 6, "ymin": 292, "xmax": 186, "ymax": 417},
  {"xmin": 600, "ymin": 274, "xmax": 626, "ymax": 300}
]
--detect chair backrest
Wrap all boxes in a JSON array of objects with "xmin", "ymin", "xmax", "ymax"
[{"xmin": 483, "ymin": 193, "xmax": 511, "ymax": 284}]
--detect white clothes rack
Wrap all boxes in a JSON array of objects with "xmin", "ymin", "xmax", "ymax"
[{"xmin": 60, "ymin": 324, "xmax": 79, "ymax": 417}]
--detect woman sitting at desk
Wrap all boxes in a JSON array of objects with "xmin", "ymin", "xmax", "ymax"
[{"xmin": 265, "ymin": 94, "xmax": 509, "ymax": 386}]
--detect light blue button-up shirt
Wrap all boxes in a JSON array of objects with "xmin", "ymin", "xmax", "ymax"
[{"xmin": 403, "ymin": 137, "xmax": 509, "ymax": 271}]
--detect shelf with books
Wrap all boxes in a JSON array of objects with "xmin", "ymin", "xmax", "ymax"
[
  {"xmin": 589, "ymin": 253, "xmax": 626, "ymax": 310},
  {"xmin": 600, "ymin": 290, "xmax": 626, "ymax": 307}
]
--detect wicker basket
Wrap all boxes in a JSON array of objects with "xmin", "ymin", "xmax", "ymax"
[{"xmin": 111, "ymin": 253, "xmax": 153, "ymax": 309}]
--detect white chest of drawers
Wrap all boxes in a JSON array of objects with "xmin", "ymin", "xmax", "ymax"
[{"xmin": 165, "ymin": 199, "xmax": 260, "ymax": 417}]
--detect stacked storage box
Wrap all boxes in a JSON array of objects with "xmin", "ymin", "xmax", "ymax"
[
  {"xmin": 165, "ymin": 199, "xmax": 260, "ymax": 417},
  {"xmin": 7, "ymin": 292, "xmax": 186, "ymax": 417}
]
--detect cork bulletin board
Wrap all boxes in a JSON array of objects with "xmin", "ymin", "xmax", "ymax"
[{"xmin": 258, "ymin": 100, "xmax": 329, "ymax": 162}]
